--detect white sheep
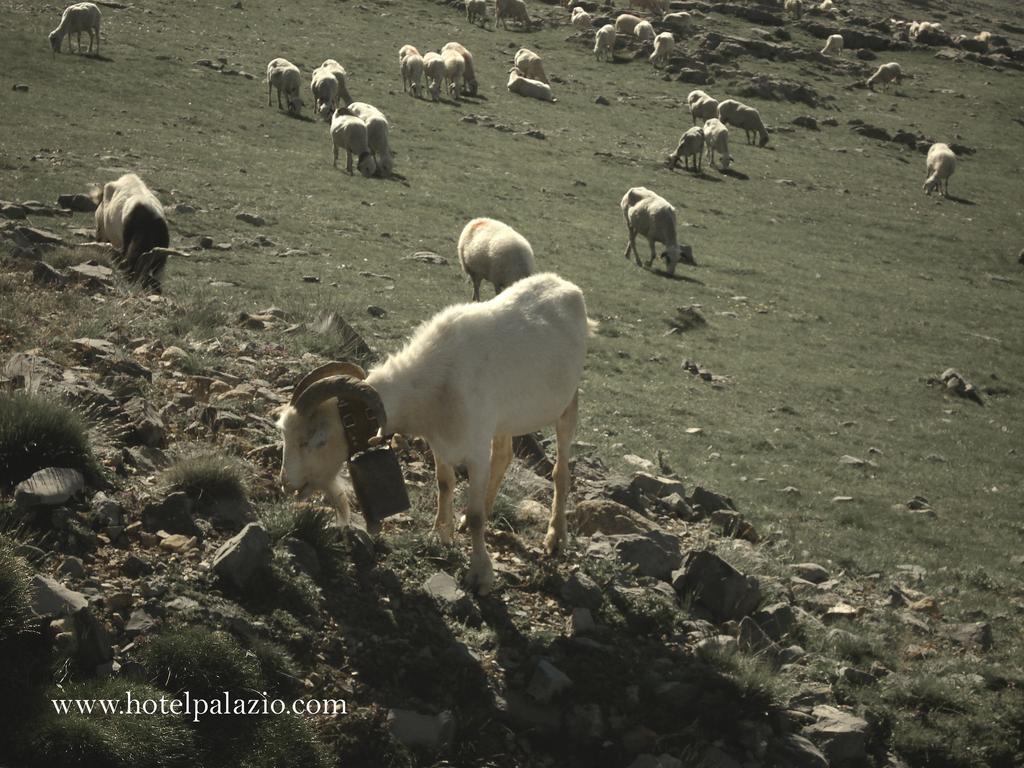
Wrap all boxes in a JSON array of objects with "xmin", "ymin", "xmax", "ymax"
[
  {"xmin": 458, "ymin": 217, "xmax": 536, "ymax": 301},
  {"xmin": 630, "ymin": 0, "xmax": 667, "ymax": 14},
  {"xmin": 702, "ymin": 117, "xmax": 732, "ymax": 170},
  {"xmin": 572, "ymin": 7, "xmax": 593, "ymax": 27},
  {"xmin": 866, "ymin": 61, "xmax": 902, "ymax": 91},
  {"xmin": 649, "ymin": 32, "xmax": 675, "ymax": 68},
  {"xmin": 441, "ymin": 48, "xmax": 465, "ymax": 101},
  {"xmin": 316, "ymin": 59, "xmax": 353, "ymax": 107},
  {"xmin": 267, "ymin": 58, "xmax": 303, "ymax": 114},
  {"xmin": 634, "ymin": 20, "xmax": 656, "ymax": 43},
  {"xmin": 49, "ymin": 3, "xmax": 101, "ymax": 57},
  {"xmin": 90, "ymin": 173, "xmax": 170, "ymax": 291},
  {"xmin": 399, "ymin": 45, "xmax": 419, "ymax": 63},
  {"xmin": 423, "ymin": 52, "xmax": 446, "ymax": 101},
  {"xmin": 344, "ymin": 102, "xmax": 393, "ymax": 177},
  {"xmin": 514, "ymin": 48, "xmax": 548, "ymax": 84},
  {"xmin": 466, "ymin": 0, "xmax": 489, "ymax": 26},
  {"xmin": 910, "ymin": 21, "xmax": 944, "ymax": 42},
  {"xmin": 594, "ymin": 24, "xmax": 616, "ymax": 61},
  {"xmin": 661, "ymin": 12, "xmax": 692, "ymax": 33},
  {"xmin": 311, "ymin": 68, "xmax": 342, "ymax": 121},
  {"xmin": 507, "ymin": 68, "xmax": 558, "ymax": 102},
  {"xmin": 668, "ymin": 126, "xmax": 704, "ymax": 172},
  {"xmin": 783, "ymin": 0, "xmax": 803, "ymax": 19},
  {"xmin": 331, "ymin": 112, "xmax": 377, "ymax": 178},
  {"xmin": 496, "ymin": 0, "xmax": 531, "ymax": 29},
  {"xmin": 923, "ymin": 142, "xmax": 956, "ymax": 197},
  {"xmin": 277, "ymin": 272, "xmax": 592, "ymax": 594},
  {"xmin": 614, "ymin": 13, "xmax": 643, "ymax": 34},
  {"xmin": 717, "ymin": 99, "xmax": 769, "ymax": 146},
  {"xmin": 689, "ymin": 91, "xmax": 719, "ymax": 125},
  {"xmin": 818, "ymin": 0, "xmax": 836, "ymax": 12},
  {"xmin": 620, "ymin": 187, "xmax": 694, "ymax": 275},
  {"xmin": 820, "ymin": 33, "xmax": 844, "ymax": 56},
  {"xmin": 442, "ymin": 42, "xmax": 479, "ymax": 96},
  {"xmin": 401, "ymin": 51, "xmax": 424, "ymax": 98}
]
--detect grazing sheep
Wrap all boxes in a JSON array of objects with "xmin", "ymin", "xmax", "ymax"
[
  {"xmin": 399, "ymin": 44, "xmax": 420, "ymax": 63},
  {"xmin": 267, "ymin": 58, "xmax": 303, "ymax": 114},
  {"xmin": 821, "ymin": 33, "xmax": 844, "ymax": 56},
  {"xmin": 277, "ymin": 272, "xmax": 592, "ymax": 594},
  {"xmin": 595, "ymin": 24, "xmax": 616, "ymax": 60},
  {"xmin": 442, "ymin": 42, "xmax": 479, "ymax": 96},
  {"xmin": 630, "ymin": 0, "xmax": 667, "ymax": 14},
  {"xmin": 668, "ymin": 126, "xmax": 704, "ymax": 172},
  {"xmin": 635, "ymin": 20, "xmax": 656, "ymax": 43},
  {"xmin": 331, "ymin": 112, "xmax": 377, "ymax": 178},
  {"xmin": 466, "ymin": 0, "xmax": 489, "ymax": 26},
  {"xmin": 717, "ymin": 99, "xmax": 769, "ymax": 146},
  {"xmin": 702, "ymin": 117, "xmax": 732, "ymax": 170},
  {"xmin": 689, "ymin": 91, "xmax": 720, "ymax": 125},
  {"xmin": 923, "ymin": 142, "xmax": 956, "ymax": 197},
  {"xmin": 91, "ymin": 173, "xmax": 170, "ymax": 292},
  {"xmin": 620, "ymin": 187, "xmax": 694, "ymax": 275},
  {"xmin": 496, "ymin": 0, "xmax": 531, "ymax": 28},
  {"xmin": 818, "ymin": 0, "xmax": 835, "ymax": 12},
  {"xmin": 441, "ymin": 48, "xmax": 465, "ymax": 101},
  {"xmin": 614, "ymin": 13, "xmax": 643, "ymax": 34},
  {"xmin": 572, "ymin": 7, "xmax": 593, "ymax": 27},
  {"xmin": 423, "ymin": 52, "xmax": 446, "ymax": 101},
  {"xmin": 783, "ymin": 0, "xmax": 803, "ymax": 19},
  {"xmin": 661, "ymin": 12, "xmax": 692, "ymax": 33},
  {"xmin": 344, "ymin": 102, "xmax": 393, "ymax": 177},
  {"xmin": 649, "ymin": 31, "xmax": 674, "ymax": 67},
  {"xmin": 458, "ymin": 217, "xmax": 536, "ymax": 301},
  {"xmin": 401, "ymin": 52, "xmax": 424, "ymax": 98},
  {"xmin": 311, "ymin": 68, "xmax": 342, "ymax": 121},
  {"xmin": 507, "ymin": 68, "xmax": 557, "ymax": 102},
  {"xmin": 316, "ymin": 59, "xmax": 353, "ymax": 107},
  {"xmin": 514, "ymin": 48, "xmax": 548, "ymax": 83},
  {"xmin": 866, "ymin": 61, "xmax": 902, "ymax": 91},
  {"xmin": 49, "ymin": 2, "xmax": 101, "ymax": 56},
  {"xmin": 909, "ymin": 21, "xmax": 944, "ymax": 42}
]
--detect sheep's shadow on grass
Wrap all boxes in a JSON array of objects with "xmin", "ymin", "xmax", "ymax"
[
  {"xmin": 651, "ymin": 268, "xmax": 705, "ymax": 284},
  {"xmin": 284, "ymin": 112, "xmax": 316, "ymax": 123},
  {"xmin": 720, "ymin": 168, "xmax": 749, "ymax": 181},
  {"xmin": 945, "ymin": 194, "xmax": 976, "ymax": 206}
]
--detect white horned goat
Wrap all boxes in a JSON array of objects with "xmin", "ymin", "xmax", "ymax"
[
  {"xmin": 331, "ymin": 112, "xmax": 377, "ymax": 178},
  {"xmin": 702, "ymin": 117, "xmax": 732, "ymax": 170},
  {"xmin": 277, "ymin": 273, "xmax": 592, "ymax": 595},
  {"xmin": 423, "ymin": 52, "xmax": 446, "ymax": 101},
  {"xmin": 466, "ymin": 0, "xmax": 489, "ymax": 26},
  {"xmin": 399, "ymin": 46, "xmax": 424, "ymax": 98},
  {"xmin": 458, "ymin": 217, "xmax": 536, "ymax": 301},
  {"xmin": 783, "ymin": 0, "xmax": 803, "ymax": 19},
  {"xmin": 688, "ymin": 90, "xmax": 719, "ymax": 125},
  {"xmin": 923, "ymin": 142, "xmax": 956, "ymax": 197},
  {"xmin": 717, "ymin": 98, "xmax": 769, "ymax": 146},
  {"xmin": 572, "ymin": 7, "xmax": 592, "ymax": 27},
  {"xmin": 634, "ymin": 20, "xmax": 656, "ymax": 43},
  {"xmin": 49, "ymin": 2, "xmax": 101, "ymax": 56},
  {"xmin": 614, "ymin": 13, "xmax": 643, "ymax": 35},
  {"xmin": 821, "ymin": 33, "xmax": 844, "ymax": 56},
  {"xmin": 649, "ymin": 32, "xmax": 675, "ymax": 68},
  {"xmin": 442, "ymin": 42, "xmax": 479, "ymax": 96},
  {"xmin": 620, "ymin": 187, "xmax": 694, "ymax": 275},
  {"xmin": 496, "ymin": 0, "xmax": 531, "ymax": 29},
  {"xmin": 594, "ymin": 24, "xmax": 616, "ymax": 61},
  {"xmin": 507, "ymin": 69, "xmax": 557, "ymax": 102},
  {"xmin": 866, "ymin": 61, "xmax": 902, "ymax": 91},
  {"xmin": 514, "ymin": 48, "xmax": 548, "ymax": 83},
  {"xmin": 662, "ymin": 12, "xmax": 692, "ymax": 33},
  {"xmin": 91, "ymin": 173, "xmax": 170, "ymax": 291},
  {"xmin": 344, "ymin": 102, "xmax": 393, "ymax": 177},
  {"xmin": 668, "ymin": 126, "xmax": 704, "ymax": 172},
  {"xmin": 267, "ymin": 58, "xmax": 303, "ymax": 114}
]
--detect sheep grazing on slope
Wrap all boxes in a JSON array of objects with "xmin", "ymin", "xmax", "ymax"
[
  {"xmin": 668, "ymin": 126, "xmax": 704, "ymax": 172},
  {"xmin": 344, "ymin": 102, "xmax": 394, "ymax": 177},
  {"xmin": 923, "ymin": 142, "xmax": 956, "ymax": 197},
  {"xmin": 514, "ymin": 48, "xmax": 548, "ymax": 83},
  {"xmin": 688, "ymin": 90, "xmax": 719, "ymax": 125},
  {"xmin": 717, "ymin": 99, "xmax": 769, "ymax": 146},
  {"xmin": 507, "ymin": 69, "xmax": 557, "ymax": 102},
  {"xmin": 571, "ymin": 7, "xmax": 592, "ymax": 27},
  {"xmin": 649, "ymin": 32, "xmax": 675, "ymax": 68},
  {"xmin": 399, "ymin": 47, "xmax": 424, "ymax": 98},
  {"xmin": 614, "ymin": 13, "xmax": 643, "ymax": 35},
  {"xmin": 466, "ymin": 0, "xmax": 489, "ymax": 26},
  {"xmin": 441, "ymin": 48, "xmax": 465, "ymax": 101},
  {"xmin": 311, "ymin": 68, "xmax": 342, "ymax": 121},
  {"xmin": 316, "ymin": 59, "xmax": 353, "ymax": 108},
  {"xmin": 817, "ymin": 0, "xmax": 836, "ymax": 12},
  {"xmin": 331, "ymin": 112, "xmax": 377, "ymax": 178},
  {"xmin": 620, "ymin": 187, "xmax": 694, "ymax": 275},
  {"xmin": 267, "ymin": 58, "xmax": 303, "ymax": 115},
  {"xmin": 821, "ymin": 33, "xmax": 844, "ymax": 56},
  {"xmin": 866, "ymin": 61, "xmax": 902, "ymax": 91},
  {"xmin": 442, "ymin": 42, "xmax": 479, "ymax": 96},
  {"xmin": 702, "ymin": 118, "xmax": 732, "ymax": 170},
  {"xmin": 661, "ymin": 12, "xmax": 692, "ymax": 33},
  {"xmin": 496, "ymin": 0, "xmax": 531, "ymax": 29},
  {"xmin": 458, "ymin": 217, "xmax": 536, "ymax": 301},
  {"xmin": 634, "ymin": 20, "xmax": 656, "ymax": 43},
  {"xmin": 423, "ymin": 52, "xmax": 446, "ymax": 101},
  {"xmin": 277, "ymin": 272, "xmax": 592, "ymax": 594},
  {"xmin": 91, "ymin": 173, "xmax": 170, "ymax": 292},
  {"xmin": 594, "ymin": 24, "xmax": 616, "ymax": 61},
  {"xmin": 49, "ymin": 3, "xmax": 101, "ymax": 57},
  {"xmin": 783, "ymin": 0, "xmax": 803, "ymax": 19}
]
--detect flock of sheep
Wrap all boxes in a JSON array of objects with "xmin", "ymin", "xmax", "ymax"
[{"xmin": 45, "ymin": 0, "xmax": 965, "ymax": 591}]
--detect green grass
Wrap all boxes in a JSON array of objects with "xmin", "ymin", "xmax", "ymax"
[
  {"xmin": 160, "ymin": 451, "xmax": 248, "ymax": 509},
  {"xmin": 0, "ymin": 535, "xmax": 33, "ymax": 637},
  {"xmin": 138, "ymin": 627, "xmax": 263, "ymax": 701}
]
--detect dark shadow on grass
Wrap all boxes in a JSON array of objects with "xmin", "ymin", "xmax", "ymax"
[
  {"xmin": 651, "ymin": 268, "xmax": 705, "ymax": 284},
  {"xmin": 945, "ymin": 194, "xmax": 976, "ymax": 206},
  {"xmin": 285, "ymin": 112, "xmax": 317, "ymax": 123},
  {"xmin": 720, "ymin": 168, "xmax": 749, "ymax": 180}
]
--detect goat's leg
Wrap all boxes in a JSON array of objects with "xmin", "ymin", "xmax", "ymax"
[
  {"xmin": 326, "ymin": 476, "xmax": 351, "ymax": 528},
  {"xmin": 432, "ymin": 453, "xmax": 456, "ymax": 545},
  {"xmin": 465, "ymin": 456, "xmax": 494, "ymax": 594},
  {"xmin": 484, "ymin": 435, "xmax": 513, "ymax": 518},
  {"xmin": 545, "ymin": 392, "xmax": 578, "ymax": 555}
]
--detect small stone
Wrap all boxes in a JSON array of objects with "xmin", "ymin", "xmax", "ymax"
[
  {"xmin": 946, "ymin": 621, "xmax": 993, "ymax": 651},
  {"xmin": 13, "ymin": 84, "xmax": 29, "ymax": 92},
  {"xmin": 424, "ymin": 571, "xmax": 465, "ymax": 604},
  {"xmin": 387, "ymin": 709, "xmax": 456, "ymax": 751},
  {"xmin": 629, "ymin": 472, "xmax": 685, "ymax": 499},
  {"xmin": 125, "ymin": 608, "xmax": 157, "ymax": 636},
  {"xmin": 673, "ymin": 550, "xmax": 761, "ymax": 623},
  {"xmin": 32, "ymin": 261, "xmax": 68, "ymax": 285},
  {"xmin": 57, "ymin": 556, "xmax": 86, "ymax": 580},
  {"xmin": 561, "ymin": 570, "xmax": 603, "ymax": 609},
  {"xmin": 367, "ymin": 305, "xmax": 387, "ymax": 318},
  {"xmin": 31, "ymin": 575, "xmax": 88, "ymax": 616},
  {"xmin": 235, "ymin": 211, "xmax": 265, "ymax": 226},
  {"xmin": 588, "ymin": 531, "xmax": 683, "ymax": 581},
  {"xmin": 527, "ymin": 659, "xmax": 573, "ymax": 702},
  {"xmin": 159, "ymin": 533, "xmax": 197, "ymax": 552},
  {"xmin": 15, "ymin": 467, "xmax": 85, "ymax": 509},
  {"xmin": 791, "ymin": 563, "xmax": 829, "ymax": 584},
  {"xmin": 141, "ymin": 493, "xmax": 198, "ymax": 536},
  {"xmin": 595, "ymin": 95, "xmax": 610, "ymax": 105},
  {"xmin": 802, "ymin": 705, "xmax": 868, "ymax": 766},
  {"xmin": 840, "ymin": 666, "xmax": 875, "ymax": 686},
  {"xmin": 570, "ymin": 607, "xmax": 596, "ymax": 635}
]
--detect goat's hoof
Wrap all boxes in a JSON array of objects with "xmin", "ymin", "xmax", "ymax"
[
  {"xmin": 456, "ymin": 513, "xmax": 469, "ymax": 533},
  {"xmin": 544, "ymin": 529, "xmax": 565, "ymax": 556},
  {"xmin": 467, "ymin": 562, "xmax": 495, "ymax": 596},
  {"xmin": 431, "ymin": 524, "xmax": 454, "ymax": 546}
]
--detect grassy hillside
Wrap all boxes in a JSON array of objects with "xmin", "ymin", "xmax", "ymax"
[{"xmin": 2, "ymin": 0, "xmax": 1024, "ymax": 764}]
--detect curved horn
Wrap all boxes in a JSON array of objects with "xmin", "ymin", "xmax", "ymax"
[
  {"xmin": 293, "ymin": 375, "xmax": 386, "ymax": 428},
  {"xmin": 289, "ymin": 361, "xmax": 367, "ymax": 406}
]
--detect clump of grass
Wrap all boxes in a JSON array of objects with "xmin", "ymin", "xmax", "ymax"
[
  {"xmin": 245, "ymin": 715, "xmax": 335, "ymax": 768},
  {"xmin": 320, "ymin": 705, "xmax": 414, "ymax": 768},
  {"xmin": 0, "ymin": 535, "xmax": 33, "ymax": 637},
  {"xmin": 0, "ymin": 392, "xmax": 100, "ymax": 490},
  {"xmin": 160, "ymin": 452, "xmax": 247, "ymax": 507},
  {"xmin": 138, "ymin": 626, "xmax": 262, "ymax": 700},
  {"xmin": 245, "ymin": 638, "xmax": 302, "ymax": 696},
  {"xmin": 258, "ymin": 502, "xmax": 296, "ymax": 544}
]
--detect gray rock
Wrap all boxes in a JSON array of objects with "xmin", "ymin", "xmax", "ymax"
[
  {"xmin": 570, "ymin": 607, "xmax": 596, "ymax": 635},
  {"xmin": 235, "ymin": 211, "xmax": 266, "ymax": 226},
  {"xmin": 770, "ymin": 734, "xmax": 829, "ymax": 768},
  {"xmin": 792, "ymin": 115, "xmax": 819, "ymax": 130},
  {"xmin": 527, "ymin": 659, "xmax": 573, "ymax": 702},
  {"xmin": 588, "ymin": 531, "xmax": 683, "ymax": 581},
  {"xmin": 756, "ymin": 602, "xmax": 796, "ymax": 640},
  {"xmin": 58, "ymin": 556, "xmax": 86, "ymax": 580},
  {"xmin": 141, "ymin": 492, "xmax": 199, "ymax": 536},
  {"xmin": 841, "ymin": 666, "xmax": 876, "ymax": 686},
  {"xmin": 125, "ymin": 608, "xmax": 157, "ymax": 636},
  {"xmin": 803, "ymin": 705, "xmax": 869, "ymax": 765},
  {"xmin": 57, "ymin": 194, "xmax": 97, "ymax": 212},
  {"xmin": 629, "ymin": 472, "xmax": 686, "ymax": 499},
  {"xmin": 495, "ymin": 692, "xmax": 561, "ymax": 733},
  {"xmin": 387, "ymin": 708, "xmax": 456, "ymax": 751},
  {"xmin": 12, "ymin": 83, "xmax": 29, "ymax": 92},
  {"xmin": 15, "ymin": 467, "xmax": 85, "ymax": 509},
  {"xmin": 778, "ymin": 644, "xmax": 806, "ymax": 664},
  {"xmin": 791, "ymin": 562, "xmax": 830, "ymax": 584},
  {"xmin": 672, "ymin": 550, "xmax": 761, "ymax": 622},
  {"xmin": 561, "ymin": 570, "xmax": 603, "ymax": 609},
  {"xmin": 212, "ymin": 523, "xmax": 271, "ymax": 589},
  {"xmin": 737, "ymin": 616, "xmax": 777, "ymax": 654},
  {"xmin": 121, "ymin": 553, "xmax": 153, "ymax": 577},
  {"xmin": 424, "ymin": 571, "xmax": 465, "ymax": 603},
  {"xmin": 123, "ymin": 397, "xmax": 167, "ymax": 447},
  {"xmin": 687, "ymin": 486, "xmax": 735, "ymax": 514},
  {"xmin": 695, "ymin": 634, "xmax": 738, "ymax": 656},
  {"xmin": 31, "ymin": 575, "xmax": 88, "ymax": 616},
  {"xmin": 570, "ymin": 498, "xmax": 654, "ymax": 536},
  {"xmin": 16, "ymin": 226, "xmax": 64, "ymax": 245},
  {"xmin": 282, "ymin": 538, "xmax": 321, "ymax": 577},
  {"xmin": 32, "ymin": 261, "xmax": 67, "ymax": 285},
  {"xmin": 946, "ymin": 621, "xmax": 993, "ymax": 651}
]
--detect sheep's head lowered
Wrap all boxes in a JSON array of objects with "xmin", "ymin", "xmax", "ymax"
[{"xmin": 664, "ymin": 244, "xmax": 696, "ymax": 274}]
